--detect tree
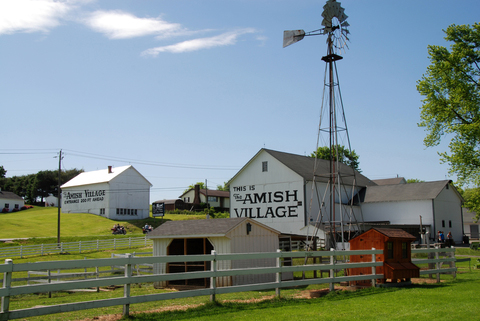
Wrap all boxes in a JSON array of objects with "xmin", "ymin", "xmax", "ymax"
[
  {"xmin": 417, "ymin": 23, "xmax": 480, "ymax": 220},
  {"xmin": 311, "ymin": 145, "xmax": 360, "ymax": 172},
  {"xmin": 417, "ymin": 23, "xmax": 480, "ymax": 186},
  {"xmin": 406, "ymin": 179, "xmax": 425, "ymax": 183},
  {"xmin": 0, "ymin": 166, "xmax": 6, "ymax": 178}
]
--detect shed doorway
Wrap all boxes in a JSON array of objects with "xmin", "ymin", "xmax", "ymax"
[{"xmin": 167, "ymin": 238, "xmax": 214, "ymax": 287}]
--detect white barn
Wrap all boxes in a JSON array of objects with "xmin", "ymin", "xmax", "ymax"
[
  {"xmin": 60, "ymin": 165, "xmax": 152, "ymax": 220},
  {"xmin": 229, "ymin": 149, "xmax": 465, "ymax": 245},
  {"xmin": 462, "ymin": 208, "xmax": 479, "ymax": 241},
  {"xmin": 361, "ymin": 180, "xmax": 464, "ymax": 244},
  {"xmin": 228, "ymin": 149, "xmax": 375, "ymax": 239}
]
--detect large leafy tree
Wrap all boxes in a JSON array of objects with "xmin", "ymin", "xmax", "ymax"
[
  {"xmin": 417, "ymin": 23, "xmax": 480, "ymax": 218},
  {"xmin": 311, "ymin": 145, "xmax": 360, "ymax": 172}
]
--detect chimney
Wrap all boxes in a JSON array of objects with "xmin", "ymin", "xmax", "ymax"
[
  {"xmin": 108, "ymin": 166, "xmax": 112, "ymax": 174},
  {"xmin": 193, "ymin": 184, "xmax": 201, "ymax": 205}
]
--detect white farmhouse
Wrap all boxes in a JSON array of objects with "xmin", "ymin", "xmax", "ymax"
[
  {"xmin": 0, "ymin": 190, "xmax": 25, "ymax": 212},
  {"xmin": 61, "ymin": 165, "xmax": 152, "ymax": 220}
]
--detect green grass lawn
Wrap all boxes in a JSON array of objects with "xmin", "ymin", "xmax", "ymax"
[{"xmin": 0, "ymin": 206, "xmax": 205, "ymax": 239}]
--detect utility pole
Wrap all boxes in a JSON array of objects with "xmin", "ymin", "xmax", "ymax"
[{"xmin": 57, "ymin": 150, "xmax": 62, "ymax": 246}]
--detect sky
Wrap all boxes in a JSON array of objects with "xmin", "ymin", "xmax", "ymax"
[{"xmin": 1, "ymin": 0, "xmax": 479, "ymax": 202}]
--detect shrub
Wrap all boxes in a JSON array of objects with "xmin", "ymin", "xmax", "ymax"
[
  {"xmin": 12, "ymin": 208, "xmax": 19, "ymax": 212},
  {"xmin": 2, "ymin": 208, "xmax": 9, "ymax": 213}
]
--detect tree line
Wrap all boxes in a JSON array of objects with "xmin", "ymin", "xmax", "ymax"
[{"xmin": 0, "ymin": 166, "xmax": 83, "ymax": 205}]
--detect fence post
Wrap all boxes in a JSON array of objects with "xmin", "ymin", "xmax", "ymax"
[
  {"xmin": 276, "ymin": 249, "xmax": 282, "ymax": 298},
  {"xmin": 329, "ymin": 248, "xmax": 335, "ymax": 292},
  {"xmin": 20, "ymin": 245, "xmax": 23, "ymax": 258},
  {"xmin": 1, "ymin": 259, "xmax": 13, "ymax": 316},
  {"xmin": 97, "ymin": 239, "xmax": 99, "ymax": 251},
  {"xmin": 114, "ymin": 238, "xmax": 116, "ymax": 250},
  {"xmin": 123, "ymin": 253, "xmax": 132, "ymax": 317},
  {"xmin": 371, "ymin": 248, "xmax": 376, "ymax": 287},
  {"xmin": 48, "ymin": 269, "xmax": 52, "ymax": 298},
  {"xmin": 79, "ymin": 241, "xmax": 82, "ymax": 254},
  {"xmin": 41, "ymin": 243, "xmax": 44, "ymax": 256},
  {"xmin": 210, "ymin": 250, "xmax": 217, "ymax": 302},
  {"xmin": 129, "ymin": 237, "xmax": 132, "ymax": 248},
  {"xmin": 435, "ymin": 246, "xmax": 440, "ymax": 283}
]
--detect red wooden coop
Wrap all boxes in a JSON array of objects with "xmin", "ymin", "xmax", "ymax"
[{"xmin": 348, "ymin": 228, "xmax": 420, "ymax": 285}]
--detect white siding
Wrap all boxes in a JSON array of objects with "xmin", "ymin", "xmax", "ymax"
[
  {"xmin": 152, "ymin": 238, "xmax": 173, "ymax": 288},
  {"xmin": 208, "ymin": 237, "xmax": 232, "ymax": 286},
  {"xmin": 434, "ymin": 187, "xmax": 463, "ymax": 243},
  {"xmin": 230, "ymin": 151, "xmax": 306, "ymax": 235},
  {"xmin": 362, "ymin": 200, "xmax": 433, "ymax": 226},
  {"xmin": 227, "ymin": 220, "xmax": 279, "ymax": 285}
]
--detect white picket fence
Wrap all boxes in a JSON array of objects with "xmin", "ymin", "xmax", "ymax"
[
  {"xmin": 0, "ymin": 237, "xmax": 152, "ymax": 259},
  {"xmin": 0, "ymin": 247, "xmax": 456, "ymax": 321}
]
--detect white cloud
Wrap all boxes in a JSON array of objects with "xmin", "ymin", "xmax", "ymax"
[
  {"xmin": 83, "ymin": 10, "xmax": 182, "ymax": 39},
  {"xmin": 142, "ymin": 28, "xmax": 256, "ymax": 56},
  {"xmin": 0, "ymin": 0, "xmax": 74, "ymax": 35}
]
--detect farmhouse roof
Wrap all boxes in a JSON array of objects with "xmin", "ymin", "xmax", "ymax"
[
  {"xmin": 363, "ymin": 180, "xmax": 458, "ymax": 203},
  {"xmin": 148, "ymin": 217, "xmax": 279, "ymax": 239},
  {"xmin": 229, "ymin": 149, "xmax": 376, "ymax": 187},
  {"xmin": 0, "ymin": 190, "xmax": 23, "ymax": 201},
  {"xmin": 61, "ymin": 165, "xmax": 152, "ymax": 188},
  {"xmin": 179, "ymin": 188, "xmax": 229, "ymax": 199}
]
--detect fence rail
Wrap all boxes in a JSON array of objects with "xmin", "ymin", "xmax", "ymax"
[
  {"xmin": 1, "ymin": 247, "xmax": 457, "ymax": 321},
  {"xmin": 0, "ymin": 237, "xmax": 152, "ymax": 259}
]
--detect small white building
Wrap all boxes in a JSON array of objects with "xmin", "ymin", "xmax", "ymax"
[
  {"xmin": 45, "ymin": 194, "xmax": 58, "ymax": 207},
  {"xmin": 61, "ymin": 165, "xmax": 152, "ymax": 220},
  {"xmin": 149, "ymin": 217, "xmax": 280, "ymax": 287},
  {"xmin": 0, "ymin": 190, "xmax": 25, "ymax": 212}
]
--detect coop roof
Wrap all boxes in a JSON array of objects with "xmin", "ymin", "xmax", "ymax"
[
  {"xmin": 370, "ymin": 228, "xmax": 416, "ymax": 240},
  {"xmin": 148, "ymin": 217, "xmax": 279, "ymax": 239}
]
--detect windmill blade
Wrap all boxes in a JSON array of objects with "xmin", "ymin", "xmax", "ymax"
[{"xmin": 283, "ymin": 29, "xmax": 306, "ymax": 48}]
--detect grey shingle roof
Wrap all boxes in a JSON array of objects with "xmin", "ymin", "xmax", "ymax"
[
  {"xmin": 372, "ymin": 177, "xmax": 406, "ymax": 185},
  {"xmin": 148, "ymin": 217, "xmax": 251, "ymax": 238},
  {"xmin": 0, "ymin": 191, "xmax": 23, "ymax": 201},
  {"xmin": 263, "ymin": 149, "xmax": 376, "ymax": 187},
  {"xmin": 363, "ymin": 180, "xmax": 452, "ymax": 203}
]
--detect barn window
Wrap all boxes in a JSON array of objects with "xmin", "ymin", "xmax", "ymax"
[
  {"xmin": 387, "ymin": 242, "xmax": 393, "ymax": 259},
  {"xmin": 442, "ymin": 220, "xmax": 445, "ymax": 228},
  {"xmin": 402, "ymin": 242, "xmax": 408, "ymax": 259},
  {"xmin": 4, "ymin": 204, "xmax": 9, "ymax": 209},
  {"xmin": 262, "ymin": 161, "xmax": 268, "ymax": 172},
  {"xmin": 449, "ymin": 220, "xmax": 452, "ymax": 228}
]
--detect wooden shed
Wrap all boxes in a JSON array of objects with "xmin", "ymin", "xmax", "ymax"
[
  {"xmin": 148, "ymin": 217, "xmax": 280, "ymax": 288},
  {"xmin": 348, "ymin": 228, "xmax": 419, "ymax": 285}
]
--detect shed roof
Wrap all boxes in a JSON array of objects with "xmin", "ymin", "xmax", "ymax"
[
  {"xmin": 148, "ymin": 217, "xmax": 280, "ymax": 239},
  {"xmin": 0, "ymin": 191, "xmax": 24, "ymax": 201},
  {"xmin": 363, "ymin": 180, "xmax": 456, "ymax": 203},
  {"xmin": 370, "ymin": 228, "xmax": 416, "ymax": 240},
  {"xmin": 228, "ymin": 149, "xmax": 376, "ymax": 187},
  {"xmin": 61, "ymin": 165, "xmax": 152, "ymax": 188}
]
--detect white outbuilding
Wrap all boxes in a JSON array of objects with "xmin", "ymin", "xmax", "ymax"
[
  {"xmin": 149, "ymin": 217, "xmax": 281, "ymax": 288},
  {"xmin": 60, "ymin": 165, "xmax": 152, "ymax": 220},
  {"xmin": 0, "ymin": 190, "xmax": 25, "ymax": 212}
]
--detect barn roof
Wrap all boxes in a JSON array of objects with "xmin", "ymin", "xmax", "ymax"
[
  {"xmin": 372, "ymin": 177, "xmax": 406, "ymax": 185},
  {"xmin": 363, "ymin": 180, "xmax": 459, "ymax": 203},
  {"xmin": 148, "ymin": 217, "xmax": 280, "ymax": 239},
  {"xmin": 179, "ymin": 189, "xmax": 229, "ymax": 199},
  {"xmin": 0, "ymin": 190, "xmax": 24, "ymax": 201},
  {"xmin": 228, "ymin": 149, "xmax": 376, "ymax": 187},
  {"xmin": 61, "ymin": 165, "xmax": 152, "ymax": 188}
]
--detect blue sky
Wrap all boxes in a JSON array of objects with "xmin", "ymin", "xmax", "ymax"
[{"xmin": 1, "ymin": 0, "xmax": 479, "ymax": 202}]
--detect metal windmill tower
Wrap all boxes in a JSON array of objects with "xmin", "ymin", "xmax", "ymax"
[{"xmin": 284, "ymin": 0, "xmax": 364, "ymax": 250}]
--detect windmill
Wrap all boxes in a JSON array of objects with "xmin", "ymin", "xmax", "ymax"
[{"xmin": 284, "ymin": 0, "xmax": 364, "ymax": 250}]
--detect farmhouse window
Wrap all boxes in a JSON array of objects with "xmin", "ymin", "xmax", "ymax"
[
  {"xmin": 262, "ymin": 161, "xmax": 268, "ymax": 172},
  {"xmin": 387, "ymin": 242, "xmax": 393, "ymax": 259},
  {"xmin": 208, "ymin": 196, "xmax": 217, "ymax": 202},
  {"xmin": 14, "ymin": 204, "xmax": 19, "ymax": 209}
]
